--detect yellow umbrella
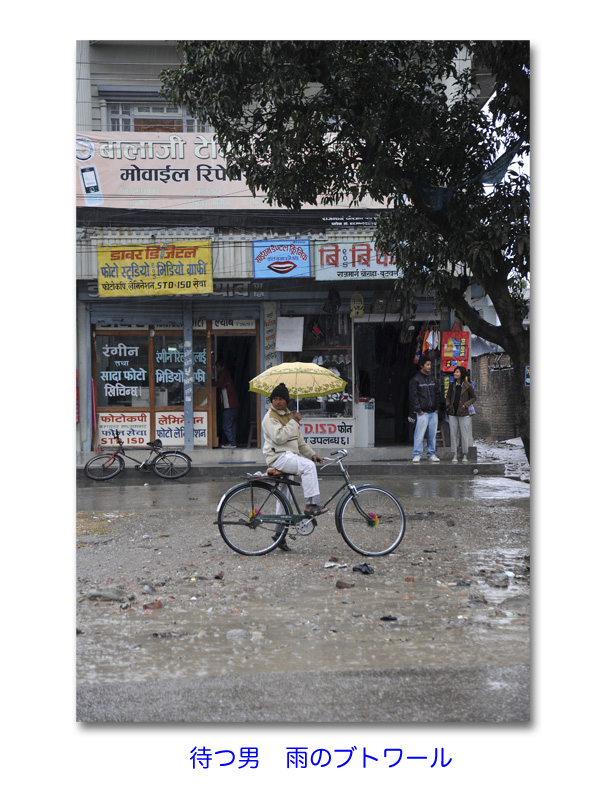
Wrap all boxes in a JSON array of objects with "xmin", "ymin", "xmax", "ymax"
[{"xmin": 249, "ymin": 362, "xmax": 347, "ymax": 409}]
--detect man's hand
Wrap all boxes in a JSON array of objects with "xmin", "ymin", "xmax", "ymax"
[
  {"xmin": 312, "ymin": 454, "xmax": 324, "ymax": 464},
  {"xmin": 293, "ymin": 412, "xmax": 302, "ymax": 422}
]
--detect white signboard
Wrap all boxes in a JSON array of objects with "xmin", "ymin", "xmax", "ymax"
[
  {"xmin": 155, "ymin": 412, "xmax": 208, "ymax": 446},
  {"xmin": 276, "ymin": 317, "xmax": 304, "ymax": 352},
  {"xmin": 314, "ymin": 240, "xmax": 397, "ymax": 281},
  {"xmin": 97, "ymin": 411, "xmax": 150, "ymax": 446},
  {"xmin": 300, "ymin": 419, "xmax": 354, "ymax": 447}
]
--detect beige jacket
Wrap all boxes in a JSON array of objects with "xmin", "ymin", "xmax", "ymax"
[{"xmin": 261, "ymin": 407, "xmax": 316, "ymax": 465}]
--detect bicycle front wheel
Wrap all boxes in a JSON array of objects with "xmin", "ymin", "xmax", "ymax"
[
  {"xmin": 84, "ymin": 453, "xmax": 124, "ymax": 481},
  {"xmin": 152, "ymin": 452, "xmax": 191, "ymax": 479},
  {"xmin": 338, "ymin": 486, "xmax": 406, "ymax": 556},
  {"xmin": 217, "ymin": 482, "xmax": 291, "ymax": 555}
]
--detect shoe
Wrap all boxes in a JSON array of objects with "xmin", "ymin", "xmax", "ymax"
[
  {"xmin": 452, "ymin": 455, "xmax": 458, "ymax": 463},
  {"xmin": 221, "ymin": 443, "xmax": 237, "ymax": 448},
  {"xmin": 412, "ymin": 456, "xmax": 421, "ymax": 463},
  {"xmin": 427, "ymin": 455, "xmax": 440, "ymax": 462},
  {"xmin": 272, "ymin": 534, "xmax": 291, "ymax": 551},
  {"xmin": 462, "ymin": 455, "xmax": 468, "ymax": 463},
  {"xmin": 304, "ymin": 504, "xmax": 329, "ymax": 517}
]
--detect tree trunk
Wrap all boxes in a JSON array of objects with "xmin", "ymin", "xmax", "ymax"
[{"xmin": 507, "ymin": 336, "xmax": 531, "ymax": 462}]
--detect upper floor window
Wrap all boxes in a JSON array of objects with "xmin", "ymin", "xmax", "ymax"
[{"xmin": 107, "ymin": 101, "xmax": 211, "ymax": 133}]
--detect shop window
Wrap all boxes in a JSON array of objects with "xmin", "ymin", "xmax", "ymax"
[
  {"xmin": 153, "ymin": 332, "xmax": 208, "ymax": 407},
  {"xmin": 95, "ymin": 334, "xmax": 149, "ymax": 407},
  {"xmin": 286, "ymin": 315, "xmax": 353, "ymax": 417}
]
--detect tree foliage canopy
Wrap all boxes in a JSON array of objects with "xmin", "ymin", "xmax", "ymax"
[{"xmin": 161, "ymin": 40, "xmax": 531, "ymax": 452}]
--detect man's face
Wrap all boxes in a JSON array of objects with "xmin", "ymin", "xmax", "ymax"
[
  {"xmin": 420, "ymin": 361, "xmax": 432, "ymax": 374},
  {"xmin": 271, "ymin": 395, "xmax": 288, "ymax": 410}
]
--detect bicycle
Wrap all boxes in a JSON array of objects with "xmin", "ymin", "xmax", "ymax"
[
  {"xmin": 84, "ymin": 429, "xmax": 192, "ymax": 481},
  {"xmin": 215, "ymin": 449, "xmax": 406, "ymax": 557}
]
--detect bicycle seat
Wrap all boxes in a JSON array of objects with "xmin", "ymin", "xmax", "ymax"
[{"xmin": 147, "ymin": 439, "xmax": 163, "ymax": 448}]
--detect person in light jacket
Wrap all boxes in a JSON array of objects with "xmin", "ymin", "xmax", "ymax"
[
  {"xmin": 446, "ymin": 366, "xmax": 477, "ymax": 463},
  {"xmin": 262, "ymin": 383, "xmax": 327, "ymax": 551}
]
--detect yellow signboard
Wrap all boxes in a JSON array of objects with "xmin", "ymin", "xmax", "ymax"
[{"xmin": 97, "ymin": 240, "xmax": 213, "ymax": 297}]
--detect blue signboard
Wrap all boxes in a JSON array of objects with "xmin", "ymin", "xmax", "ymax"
[{"xmin": 253, "ymin": 239, "xmax": 311, "ymax": 279}]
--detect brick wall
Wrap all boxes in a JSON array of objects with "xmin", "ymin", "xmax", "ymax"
[{"xmin": 470, "ymin": 353, "xmax": 518, "ymax": 441}]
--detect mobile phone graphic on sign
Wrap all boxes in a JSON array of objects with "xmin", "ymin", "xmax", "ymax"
[{"xmin": 79, "ymin": 165, "xmax": 103, "ymax": 205}]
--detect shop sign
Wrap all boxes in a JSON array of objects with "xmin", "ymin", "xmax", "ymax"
[
  {"xmin": 97, "ymin": 240, "xmax": 213, "ymax": 297},
  {"xmin": 97, "ymin": 412, "xmax": 150, "ymax": 446},
  {"xmin": 212, "ymin": 319, "xmax": 256, "ymax": 330},
  {"xmin": 314, "ymin": 241, "xmax": 397, "ymax": 281},
  {"xmin": 300, "ymin": 419, "xmax": 354, "ymax": 447},
  {"xmin": 155, "ymin": 412, "xmax": 208, "ymax": 446},
  {"xmin": 263, "ymin": 302, "xmax": 278, "ymax": 370},
  {"xmin": 77, "ymin": 132, "xmax": 387, "ymax": 212},
  {"xmin": 253, "ymin": 239, "xmax": 311, "ymax": 279},
  {"xmin": 440, "ymin": 323, "xmax": 470, "ymax": 372},
  {"xmin": 76, "ymin": 132, "xmax": 258, "ymax": 211}
]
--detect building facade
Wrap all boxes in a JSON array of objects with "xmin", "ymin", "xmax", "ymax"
[{"xmin": 76, "ymin": 41, "xmax": 467, "ymax": 461}]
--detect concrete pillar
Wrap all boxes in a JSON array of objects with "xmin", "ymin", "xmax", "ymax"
[
  {"xmin": 76, "ymin": 40, "xmax": 92, "ymax": 131},
  {"xmin": 183, "ymin": 300, "xmax": 194, "ymax": 451}
]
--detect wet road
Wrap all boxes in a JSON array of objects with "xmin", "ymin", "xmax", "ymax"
[
  {"xmin": 77, "ymin": 471, "xmax": 530, "ymax": 512},
  {"xmin": 76, "ymin": 472, "xmax": 530, "ymax": 723}
]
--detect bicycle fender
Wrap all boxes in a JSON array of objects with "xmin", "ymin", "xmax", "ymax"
[
  {"xmin": 334, "ymin": 484, "xmax": 374, "ymax": 532},
  {"xmin": 216, "ymin": 480, "xmax": 276, "ymax": 513}
]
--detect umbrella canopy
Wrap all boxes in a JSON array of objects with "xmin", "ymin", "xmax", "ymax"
[{"xmin": 249, "ymin": 362, "xmax": 347, "ymax": 400}]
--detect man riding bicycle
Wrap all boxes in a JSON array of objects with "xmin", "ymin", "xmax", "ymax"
[{"xmin": 262, "ymin": 383, "xmax": 328, "ymax": 550}]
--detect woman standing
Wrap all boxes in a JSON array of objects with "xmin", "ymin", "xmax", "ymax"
[{"xmin": 447, "ymin": 366, "xmax": 477, "ymax": 463}]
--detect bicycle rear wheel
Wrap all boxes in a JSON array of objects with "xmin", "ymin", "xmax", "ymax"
[
  {"xmin": 217, "ymin": 482, "xmax": 291, "ymax": 555},
  {"xmin": 84, "ymin": 453, "xmax": 124, "ymax": 481},
  {"xmin": 152, "ymin": 452, "xmax": 191, "ymax": 479},
  {"xmin": 338, "ymin": 486, "xmax": 406, "ymax": 556}
]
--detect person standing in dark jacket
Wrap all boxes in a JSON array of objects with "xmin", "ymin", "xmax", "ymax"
[
  {"xmin": 409, "ymin": 356, "xmax": 441, "ymax": 463},
  {"xmin": 215, "ymin": 360, "xmax": 239, "ymax": 448}
]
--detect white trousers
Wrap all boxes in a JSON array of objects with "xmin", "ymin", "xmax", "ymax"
[
  {"xmin": 448, "ymin": 414, "xmax": 473, "ymax": 455},
  {"xmin": 270, "ymin": 451, "xmax": 320, "ymax": 503}
]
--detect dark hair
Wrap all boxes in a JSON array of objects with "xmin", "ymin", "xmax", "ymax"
[
  {"xmin": 454, "ymin": 365, "xmax": 468, "ymax": 382},
  {"xmin": 269, "ymin": 383, "xmax": 290, "ymax": 402},
  {"xmin": 418, "ymin": 355, "xmax": 432, "ymax": 369}
]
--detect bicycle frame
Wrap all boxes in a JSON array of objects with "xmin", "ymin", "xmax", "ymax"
[
  {"xmin": 101, "ymin": 429, "xmax": 183, "ymax": 470},
  {"xmin": 218, "ymin": 450, "xmax": 372, "ymax": 530}
]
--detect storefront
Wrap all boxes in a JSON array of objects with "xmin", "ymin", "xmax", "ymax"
[
  {"xmin": 75, "ymin": 130, "xmax": 451, "ymax": 455},
  {"xmin": 77, "ymin": 282, "xmax": 449, "ymax": 456}
]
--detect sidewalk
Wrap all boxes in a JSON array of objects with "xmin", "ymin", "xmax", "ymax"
[{"xmin": 76, "ymin": 443, "xmax": 506, "ymax": 479}]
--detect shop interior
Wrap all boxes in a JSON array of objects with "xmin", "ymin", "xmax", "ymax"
[{"xmin": 213, "ymin": 334, "xmax": 258, "ymax": 447}]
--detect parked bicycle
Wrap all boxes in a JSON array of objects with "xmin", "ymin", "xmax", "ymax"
[
  {"xmin": 215, "ymin": 449, "xmax": 406, "ymax": 556},
  {"xmin": 84, "ymin": 430, "xmax": 191, "ymax": 481}
]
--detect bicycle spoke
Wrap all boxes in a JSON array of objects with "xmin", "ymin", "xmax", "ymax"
[
  {"xmin": 152, "ymin": 453, "xmax": 190, "ymax": 479},
  {"xmin": 339, "ymin": 487, "xmax": 405, "ymax": 556},
  {"xmin": 217, "ymin": 484, "xmax": 290, "ymax": 555},
  {"xmin": 84, "ymin": 453, "xmax": 122, "ymax": 481}
]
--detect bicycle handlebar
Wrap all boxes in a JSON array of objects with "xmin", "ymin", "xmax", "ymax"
[{"xmin": 319, "ymin": 449, "xmax": 348, "ymax": 469}]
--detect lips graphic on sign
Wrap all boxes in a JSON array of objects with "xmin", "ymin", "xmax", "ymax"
[{"xmin": 267, "ymin": 261, "xmax": 297, "ymax": 274}]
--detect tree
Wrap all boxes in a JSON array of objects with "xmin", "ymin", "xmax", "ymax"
[{"xmin": 161, "ymin": 40, "xmax": 530, "ymax": 459}]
